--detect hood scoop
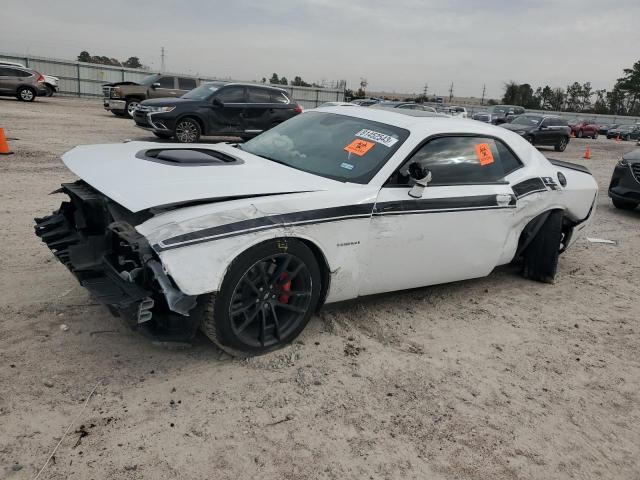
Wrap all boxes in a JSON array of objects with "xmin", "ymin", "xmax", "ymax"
[{"xmin": 136, "ymin": 147, "xmax": 242, "ymax": 166}]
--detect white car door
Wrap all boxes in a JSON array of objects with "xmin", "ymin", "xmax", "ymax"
[{"xmin": 360, "ymin": 135, "xmax": 522, "ymax": 296}]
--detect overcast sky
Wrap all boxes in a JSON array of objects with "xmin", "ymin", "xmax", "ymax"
[{"xmin": 1, "ymin": 0, "xmax": 638, "ymax": 98}]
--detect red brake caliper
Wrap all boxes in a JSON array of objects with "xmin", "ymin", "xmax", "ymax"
[{"xmin": 278, "ymin": 273, "xmax": 291, "ymax": 304}]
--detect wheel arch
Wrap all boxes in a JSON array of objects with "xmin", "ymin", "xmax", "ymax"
[{"xmin": 514, "ymin": 207, "xmax": 567, "ymax": 259}]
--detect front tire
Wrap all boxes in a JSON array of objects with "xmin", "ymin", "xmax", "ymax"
[
  {"xmin": 577, "ymin": 130, "xmax": 583, "ymax": 138},
  {"xmin": 625, "ymin": 134, "xmax": 631, "ymax": 141},
  {"xmin": 201, "ymin": 239, "xmax": 321, "ymax": 356},
  {"xmin": 593, "ymin": 131, "xmax": 598, "ymax": 139},
  {"xmin": 554, "ymin": 136, "xmax": 568, "ymax": 152},
  {"xmin": 612, "ymin": 198, "xmax": 638, "ymax": 210},
  {"xmin": 17, "ymin": 87, "xmax": 36, "ymax": 102},
  {"xmin": 125, "ymin": 99, "xmax": 140, "ymax": 118},
  {"xmin": 522, "ymin": 210, "xmax": 563, "ymax": 283},
  {"xmin": 45, "ymin": 84, "xmax": 55, "ymax": 97},
  {"xmin": 174, "ymin": 118, "xmax": 201, "ymax": 143}
]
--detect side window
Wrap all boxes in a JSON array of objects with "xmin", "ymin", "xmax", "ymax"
[
  {"xmin": 157, "ymin": 76, "xmax": 175, "ymax": 89},
  {"xmin": 177, "ymin": 77, "xmax": 196, "ymax": 90},
  {"xmin": 270, "ymin": 91, "xmax": 290, "ymax": 103},
  {"xmin": 540, "ymin": 118, "xmax": 552, "ymax": 127},
  {"xmin": 13, "ymin": 69, "xmax": 31, "ymax": 78},
  {"xmin": 215, "ymin": 86, "xmax": 245, "ymax": 103},
  {"xmin": 0, "ymin": 67, "xmax": 10, "ymax": 76},
  {"xmin": 247, "ymin": 87, "xmax": 271, "ymax": 103},
  {"xmin": 393, "ymin": 136, "xmax": 522, "ymax": 185}
]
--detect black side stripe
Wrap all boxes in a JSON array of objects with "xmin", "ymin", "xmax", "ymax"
[
  {"xmin": 512, "ymin": 178, "xmax": 547, "ymax": 199},
  {"xmin": 155, "ymin": 195, "xmax": 516, "ymax": 252}
]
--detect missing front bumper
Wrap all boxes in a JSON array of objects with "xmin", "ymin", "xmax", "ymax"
[{"xmin": 34, "ymin": 182, "xmax": 201, "ymax": 342}]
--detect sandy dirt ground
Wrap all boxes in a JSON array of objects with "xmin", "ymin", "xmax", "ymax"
[{"xmin": 0, "ymin": 96, "xmax": 638, "ymax": 480}]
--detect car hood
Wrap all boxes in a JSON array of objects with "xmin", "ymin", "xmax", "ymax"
[
  {"xmin": 500, "ymin": 123, "xmax": 535, "ymax": 132},
  {"xmin": 62, "ymin": 142, "xmax": 343, "ymax": 212},
  {"xmin": 141, "ymin": 97, "xmax": 200, "ymax": 107}
]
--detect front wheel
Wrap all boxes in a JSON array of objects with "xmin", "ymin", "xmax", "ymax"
[
  {"xmin": 125, "ymin": 99, "xmax": 140, "ymax": 118},
  {"xmin": 174, "ymin": 118, "xmax": 201, "ymax": 143},
  {"xmin": 625, "ymin": 134, "xmax": 631, "ymax": 141},
  {"xmin": 612, "ymin": 198, "xmax": 638, "ymax": 210},
  {"xmin": 554, "ymin": 137, "xmax": 568, "ymax": 152},
  {"xmin": 593, "ymin": 131, "xmax": 598, "ymax": 139},
  {"xmin": 17, "ymin": 87, "xmax": 35, "ymax": 102},
  {"xmin": 201, "ymin": 239, "xmax": 321, "ymax": 356},
  {"xmin": 577, "ymin": 130, "xmax": 583, "ymax": 138}
]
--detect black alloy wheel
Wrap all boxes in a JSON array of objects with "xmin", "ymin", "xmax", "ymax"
[
  {"xmin": 174, "ymin": 118, "xmax": 201, "ymax": 143},
  {"xmin": 201, "ymin": 240, "xmax": 321, "ymax": 356},
  {"xmin": 229, "ymin": 254, "xmax": 313, "ymax": 349},
  {"xmin": 554, "ymin": 137, "xmax": 568, "ymax": 152}
]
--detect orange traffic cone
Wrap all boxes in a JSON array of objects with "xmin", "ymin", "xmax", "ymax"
[
  {"xmin": 583, "ymin": 147, "xmax": 591, "ymax": 160},
  {"xmin": 0, "ymin": 128, "xmax": 13, "ymax": 155}
]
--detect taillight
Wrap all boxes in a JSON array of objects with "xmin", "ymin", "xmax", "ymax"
[
  {"xmin": 294, "ymin": 104, "xmax": 302, "ymax": 114},
  {"xmin": 36, "ymin": 73, "xmax": 45, "ymax": 83}
]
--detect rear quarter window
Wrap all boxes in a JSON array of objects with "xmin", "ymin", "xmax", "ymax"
[
  {"xmin": 270, "ymin": 91, "xmax": 290, "ymax": 103},
  {"xmin": 157, "ymin": 76, "xmax": 175, "ymax": 89},
  {"xmin": 177, "ymin": 77, "xmax": 196, "ymax": 90}
]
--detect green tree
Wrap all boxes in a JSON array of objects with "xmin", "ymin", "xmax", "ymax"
[
  {"xmin": 280, "ymin": 76, "xmax": 288, "ymax": 85},
  {"xmin": 593, "ymin": 89, "xmax": 608, "ymax": 113},
  {"xmin": 550, "ymin": 88, "xmax": 565, "ymax": 111},
  {"xmin": 122, "ymin": 56, "xmax": 143, "ymax": 68},
  {"xmin": 502, "ymin": 81, "xmax": 519, "ymax": 104},
  {"xmin": 269, "ymin": 73, "xmax": 280, "ymax": 84},
  {"xmin": 581, "ymin": 82, "xmax": 593, "ymax": 111},
  {"xmin": 565, "ymin": 82, "xmax": 583, "ymax": 112},
  {"xmin": 77, "ymin": 51, "xmax": 91, "ymax": 62},
  {"xmin": 615, "ymin": 60, "xmax": 640, "ymax": 115}
]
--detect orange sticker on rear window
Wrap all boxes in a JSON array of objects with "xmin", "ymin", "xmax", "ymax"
[
  {"xmin": 475, "ymin": 143, "xmax": 494, "ymax": 166},
  {"xmin": 344, "ymin": 139, "xmax": 375, "ymax": 156}
]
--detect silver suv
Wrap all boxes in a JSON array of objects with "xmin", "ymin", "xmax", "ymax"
[{"xmin": 0, "ymin": 65, "xmax": 47, "ymax": 101}]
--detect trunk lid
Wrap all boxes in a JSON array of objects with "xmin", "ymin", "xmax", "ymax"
[{"xmin": 62, "ymin": 142, "xmax": 341, "ymax": 212}]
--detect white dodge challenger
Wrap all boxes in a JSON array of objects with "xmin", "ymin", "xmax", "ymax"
[{"xmin": 35, "ymin": 107, "xmax": 597, "ymax": 356}]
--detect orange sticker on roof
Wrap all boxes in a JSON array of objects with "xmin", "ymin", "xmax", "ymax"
[
  {"xmin": 475, "ymin": 143, "xmax": 494, "ymax": 166},
  {"xmin": 344, "ymin": 139, "xmax": 375, "ymax": 156}
]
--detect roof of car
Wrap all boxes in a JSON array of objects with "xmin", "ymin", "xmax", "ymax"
[{"xmin": 202, "ymin": 81, "xmax": 289, "ymax": 93}]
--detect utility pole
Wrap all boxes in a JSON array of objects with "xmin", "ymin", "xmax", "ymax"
[
  {"xmin": 160, "ymin": 47, "xmax": 165, "ymax": 73},
  {"xmin": 448, "ymin": 82, "xmax": 454, "ymax": 102},
  {"xmin": 481, "ymin": 84, "xmax": 486, "ymax": 105},
  {"xmin": 422, "ymin": 83, "xmax": 428, "ymax": 101}
]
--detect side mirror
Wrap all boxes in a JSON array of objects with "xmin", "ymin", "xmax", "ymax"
[
  {"xmin": 151, "ymin": 82, "xmax": 161, "ymax": 89},
  {"xmin": 539, "ymin": 124, "xmax": 547, "ymax": 130},
  {"xmin": 407, "ymin": 162, "xmax": 432, "ymax": 198},
  {"xmin": 212, "ymin": 97, "xmax": 224, "ymax": 107}
]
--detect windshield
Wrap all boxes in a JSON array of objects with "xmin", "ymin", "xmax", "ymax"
[
  {"xmin": 181, "ymin": 83, "xmax": 222, "ymax": 100},
  {"xmin": 511, "ymin": 115, "xmax": 542, "ymax": 126},
  {"xmin": 139, "ymin": 74, "xmax": 160, "ymax": 86},
  {"xmin": 619, "ymin": 125, "xmax": 635, "ymax": 130},
  {"xmin": 241, "ymin": 112, "xmax": 409, "ymax": 184}
]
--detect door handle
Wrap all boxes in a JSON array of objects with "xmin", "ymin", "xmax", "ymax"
[{"xmin": 496, "ymin": 194, "xmax": 513, "ymax": 206}]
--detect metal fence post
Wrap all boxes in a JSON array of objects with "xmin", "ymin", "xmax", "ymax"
[
  {"xmin": 24, "ymin": 57, "xmax": 29, "ymax": 68},
  {"xmin": 121, "ymin": 68, "xmax": 125, "ymax": 82},
  {"xmin": 77, "ymin": 63, "xmax": 81, "ymax": 97},
  {"xmin": 315, "ymin": 88, "xmax": 319, "ymax": 107}
]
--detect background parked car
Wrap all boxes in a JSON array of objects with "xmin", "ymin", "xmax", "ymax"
[
  {"xmin": 103, "ymin": 73, "xmax": 204, "ymax": 117},
  {"xmin": 568, "ymin": 119, "xmax": 599, "ymax": 138},
  {"xmin": 370, "ymin": 101, "xmax": 436, "ymax": 112},
  {"xmin": 500, "ymin": 114, "xmax": 571, "ymax": 151},
  {"xmin": 444, "ymin": 106, "xmax": 468, "ymax": 118},
  {"xmin": 472, "ymin": 112, "xmax": 493, "ymax": 123},
  {"xmin": 0, "ymin": 65, "xmax": 47, "ymax": 101},
  {"xmin": 608, "ymin": 148, "xmax": 640, "ymax": 210},
  {"xmin": 318, "ymin": 101, "xmax": 354, "ymax": 107},
  {"xmin": 133, "ymin": 82, "xmax": 302, "ymax": 142},
  {"xmin": 599, "ymin": 123, "xmax": 618, "ymax": 135},
  {"xmin": 0, "ymin": 61, "xmax": 59, "ymax": 96},
  {"xmin": 607, "ymin": 124, "xmax": 640, "ymax": 141},
  {"xmin": 485, "ymin": 105, "xmax": 525, "ymax": 124}
]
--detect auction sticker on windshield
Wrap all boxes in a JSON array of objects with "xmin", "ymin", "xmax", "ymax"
[
  {"xmin": 355, "ymin": 129, "xmax": 399, "ymax": 147},
  {"xmin": 475, "ymin": 143, "xmax": 494, "ymax": 166},
  {"xmin": 344, "ymin": 139, "xmax": 375, "ymax": 156}
]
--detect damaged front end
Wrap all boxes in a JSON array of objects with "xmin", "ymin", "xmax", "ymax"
[{"xmin": 34, "ymin": 181, "xmax": 201, "ymax": 343}]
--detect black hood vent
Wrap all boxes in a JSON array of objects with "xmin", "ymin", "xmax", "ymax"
[{"xmin": 136, "ymin": 148, "xmax": 243, "ymax": 167}]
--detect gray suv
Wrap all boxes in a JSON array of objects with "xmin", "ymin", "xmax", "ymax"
[{"xmin": 0, "ymin": 65, "xmax": 47, "ymax": 101}]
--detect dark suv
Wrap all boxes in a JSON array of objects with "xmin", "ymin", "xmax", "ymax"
[
  {"xmin": 608, "ymin": 148, "xmax": 640, "ymax": 210},
  {"xmin": 133, "ymin": 82, "xmax": 302, "ymax": 142},
  {"xmin": 500, "ymin": 114, "xmax": 571, "ymax": 151}
]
